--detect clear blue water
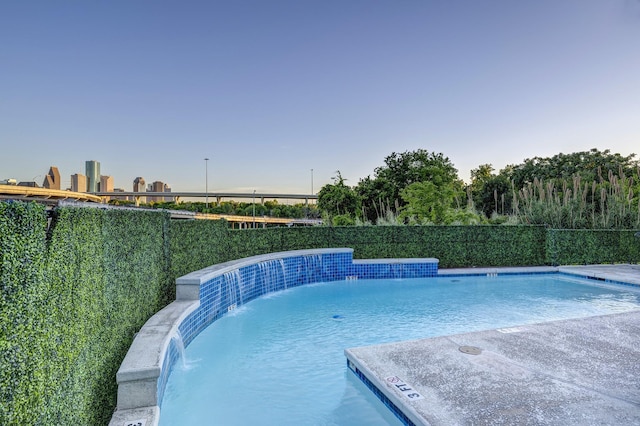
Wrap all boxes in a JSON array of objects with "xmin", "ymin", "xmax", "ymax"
[{"xmin": 160, "ymin": 274, "xmax": 640, "ymax": 425}]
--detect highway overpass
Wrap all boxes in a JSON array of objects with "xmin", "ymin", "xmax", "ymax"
[{"xmin": 91, "ymin": 191, "xmax": 318, "ymax": 206}]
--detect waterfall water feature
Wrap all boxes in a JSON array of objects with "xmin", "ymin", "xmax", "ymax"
[
  {"xmin": 391, "ymin": 263, "xmax": 403, "ymax": 279},
  {"xmin": 278, "ymin": 259, "xmax": 287, "ymax": 289},
  {"xmin": 214, "ymin": 254, "xmax": 328, "ymax": 317},
  {"xmin": 171, "ymin": 329, "xmax": 187, "ymax": 370},
  {"xmin": 258, "ymin": 259, "xmax": 287, "ymax": 294},
  {"xmin": 258, "ymin": 262, "xmax": 271, "ymax": 294},
  {"xmin": 223, "ymin": 270, "xmax": 243, "ymax": 311},
  {"xmin": 302, "ymin": 254, "xmax": 323, "ymax": 284}
]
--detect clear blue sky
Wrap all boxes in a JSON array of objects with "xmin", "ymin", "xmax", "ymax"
[{"xmin": 1, "ymin": 0, "xmax": 639, "ymax": 194}]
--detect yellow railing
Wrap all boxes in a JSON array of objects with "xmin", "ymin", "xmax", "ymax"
[{"xmin": 0, "ymin": 185, "xmax": 102, "ymax": 203}]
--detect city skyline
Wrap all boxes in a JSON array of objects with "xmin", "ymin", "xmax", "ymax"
[
  {"xmin": 1, "ymin": 1, "xmax": 639, "ymax": 193},
  {"xmin": 0, "ymin": 159, "xmax": 172, "ymax": 194}
]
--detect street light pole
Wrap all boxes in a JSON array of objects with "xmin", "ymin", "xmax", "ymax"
[
  {"xmin": 204, "ymin": 158, "xmax": 209, "ymax": 210},
  {"xmin": 252, "ymin": 190, "xmax": 256, "ymax": 228},
  {"xmin": 311, "ymin": 168, "xmax": 314, "ymax": 195}
]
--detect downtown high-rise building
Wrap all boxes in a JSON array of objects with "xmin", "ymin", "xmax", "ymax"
[
  {"xmin": 147, "ymin": 180, "xmax": 173, "ymax": 202},
  {"xmin": 71, "ymin": 174, "xmax": 87, "ymax": 193},
  {"xmin": 133, "ymin": 177, "xmax": 146, "ymax": 192},
  {"xmin": 42, "ymin": 166, "xmax": 61, "ymax": 190},
  {"xmin": 100, "ymin": 175, "xmax": 114, "ymax": 200},
  {"xmin": 133, "ymin": 177, "xmax": 146, "ymax": 203},
  {"xmin": 85, "ymin": 160, "xmax": 100, "ymax": 192}
]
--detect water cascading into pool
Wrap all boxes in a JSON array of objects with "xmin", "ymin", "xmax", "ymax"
[
  {"xmin": 171, "ymin": 329, "xmax": 188, "ymax": 370},
  {"xmin": 223, "ymin": 270, "xmax": 243, "ymax": 311},
  {"xmin": 303, "ymin": 254, "xmax": 323, "ymax": 284},
  {"xmin": 258, "ymin": 261, "xmax": 273, "ymax": 294},
  {"xmin": 278, "ymin": 259, "xmax": 287, "ymax": 289},
  {"xmin": 391, "ymin": 263, "xmax": 403, "ymax": 279}
]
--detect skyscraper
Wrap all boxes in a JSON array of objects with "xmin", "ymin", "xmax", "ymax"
[
  {"xmin": 133, "ymin": 177, "xmax": 146, "ymax": 192},
  {"xmin": 43, "ymin": 166, "xmax": 61, "ymax": 190},
  {"xmin": 133, "ymin": 177, "xmax": 146, "ymax": 203},
  {"xmin": 71, "ymin": 174, "xmax": 87, "ymax": 193},
  {"xmin": 100, "ymin": 175, "xmax": 114, "ymax": 201},
  {"xmin": 85, "ymin": 160, "xmax": 100, "ymax": 192},
  {"xmin": 149, "ymin": 181, "xmax": 165, "ymax": 202}
]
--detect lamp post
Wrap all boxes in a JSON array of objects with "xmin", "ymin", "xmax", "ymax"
[
  {"xmin": 311, "ymin": 168, "xmax": 314, "ymax": 195},
  {"xmin": 252, "ymin": 190, "xmax": 256, "ymax": 228},
  {"xmin": 204, "ymin": 158, "xmax": 209, "ymax": 210}
]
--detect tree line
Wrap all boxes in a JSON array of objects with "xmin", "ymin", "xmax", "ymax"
[{"xmin": 317, "ymin": 148, "xmax": 640, "ymax": 229}]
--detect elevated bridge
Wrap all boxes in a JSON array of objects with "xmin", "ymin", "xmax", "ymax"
[
  {"xmin": 195, "ymin": 213, "xmax": 322, "ymax": 228},
  {"xmin": 0, "ymin": 185, "xmax": 101, "ymax": 203},
  {"xmin": 91, "ymin": 191, "xmax": 318, "ymax": 206}
]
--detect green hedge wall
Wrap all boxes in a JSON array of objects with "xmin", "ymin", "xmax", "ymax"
[
  {"xmin": 1, "ymin": 201, "xmax": 638, "ymax": 425},
  {"xmin": 0, "ymin": 203, "xmax": 173, "ymax": 425},
  {"xmin": 215, "ymin": 225, "xmax": 548, "ymax": 268},
  {"xmin": 0, "ymin": 202, "xmax": 48, "ymax": 425},
  {"xmin": 547, "ymin": 229, "xmax": 640, "ymax": 266},
  {"xmin": 169, "ymin": 219, "xmax": 232, "ymax": 281}
]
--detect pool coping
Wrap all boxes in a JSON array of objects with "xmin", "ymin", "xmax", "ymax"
[
  {"xmin": 345, "ymin": 312, "xmax": 640, "ymax": 426},
  {"xmin": 345, "ymin": 264, "xmax": 640, "ymax": 426},
  {"xmin": 108, "ymin": 262, "xmax": 640, "ymax": 426}
]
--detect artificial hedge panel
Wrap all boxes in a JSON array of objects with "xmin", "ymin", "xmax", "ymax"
[
  {"xmin": 223, "ymin": 225, "xmax": 550, "ymax": 267},
  {"xmin": 461, "ymin": 226, "xmax": 547, "ymax": 268},
  {"xmin": 332, "ymin": 226, "xmax": 395, "ymax": 259},
  {"xmin": 43, "ymin": 207, "xmax": 174, "ymax": 425},
  {"xmin": 420, "ymin": 226, "xmax": 471, "ymax": 267},
  {"xmin": 548, "ymin": 229, "xmax": 640, "ymax": 265},
  {"xmin": 277, "ymin": 226, "xmax": 333, "ymax": 252},
  {"xmin": 620, "ymin": 231, "xmax": 640, "ymax": 264},
  {"xmin": 41, "ymin": 207, "xmax": 107, "ymax": 425},
  {"xmin": 325, "ymin": 226, "xmax": 547, "ymax": 267},
  {"xmin": 169, "ymin": 219, "xmax": 231, "ymax": 281},
  {"xmin": 0, "ymin": 202, "xmax": 48, "ymax": 425},
  {"xmin": 98, "ymin": 208, "xmax": 173, "ymax": 423},
  {"xmin": 0, "ymin": 204, "xmax": 175, "ymax": 425},
  {"xmin": 226, "ymin": 228, "xmax": 276, "ymax": 260}
]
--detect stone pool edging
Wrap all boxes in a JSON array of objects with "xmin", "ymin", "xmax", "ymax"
[{"xmin": 109, "ymin": 248, "xmax": 439, "ymax": 426}]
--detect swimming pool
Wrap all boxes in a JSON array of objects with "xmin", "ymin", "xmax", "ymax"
[{"xmin": 159, "ymin": 274, "xmax": 640, "ymax": 425}]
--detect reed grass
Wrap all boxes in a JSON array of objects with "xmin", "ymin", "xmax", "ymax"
[{"xmin": 512, "ymin": 167, "xmax": 640, "ymax": 229}]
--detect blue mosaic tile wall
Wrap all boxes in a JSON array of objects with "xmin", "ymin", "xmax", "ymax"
[
  {"xmin": 352, "ymin": 262, "xmax": 438, "ymax": 279},
  {"xmin": 158, "ymin": 337, "xmax": 181, "ymax": 406},
  {"xmin": 158, "ymin": 251, "xmax": 439, "ymax": 406}
]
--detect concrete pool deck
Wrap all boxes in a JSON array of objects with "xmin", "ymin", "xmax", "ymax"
[{"xmin": 345, "ymin": 264, "xmax": 640, "ymax": 425}]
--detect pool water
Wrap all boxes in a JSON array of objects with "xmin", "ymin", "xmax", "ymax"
[{"xmin": 160, "ymin": 274, "xmax": 640, "ymax": 425}]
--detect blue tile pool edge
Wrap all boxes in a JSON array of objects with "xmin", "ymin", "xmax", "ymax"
[
  {"xmin": 558, "ymin": 271, "xmax": 640, "ymax": 289},
  {"xmin": 346, "ymin": 358, "xmax": 419, "ymax": 426},
  {"xmin": 109, "ymin": 249, "xmax": 439, "ymax": 426}
]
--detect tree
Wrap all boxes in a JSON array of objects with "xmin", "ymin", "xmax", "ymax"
[
  {"xmin": 470, "ymin": 164, "xmax": 494, "ymax": 189},
  {"xmin": 505, "ymin": 148, "xmax": 638, "ymax": 189},
  {"xmin": 468, "ymin": 164, "xmax": 512, "ymax": 217},
  {"xmin": 356, "ymin": 149, "xmax": 461, "ymax": 221},
  {"xmin": 399, "ymin": 180, "xmax": 484, "ymax": 225},
  {"xmin": 399, "ymin": 180, "xmax": 467, "ymax": 224},
  {"xmin": 317, "ymin": 171, "xmax": 361, "ymax": 221}
]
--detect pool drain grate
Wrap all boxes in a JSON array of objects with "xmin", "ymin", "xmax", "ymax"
[{"xmin": 459, "ymin": 345, "xmax": 482, "ymax": 355}]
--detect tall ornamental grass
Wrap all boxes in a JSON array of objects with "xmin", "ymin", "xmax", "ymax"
[{"xmin": 513, "ymin": 168, "xmax": 640, "ymax": 229}]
